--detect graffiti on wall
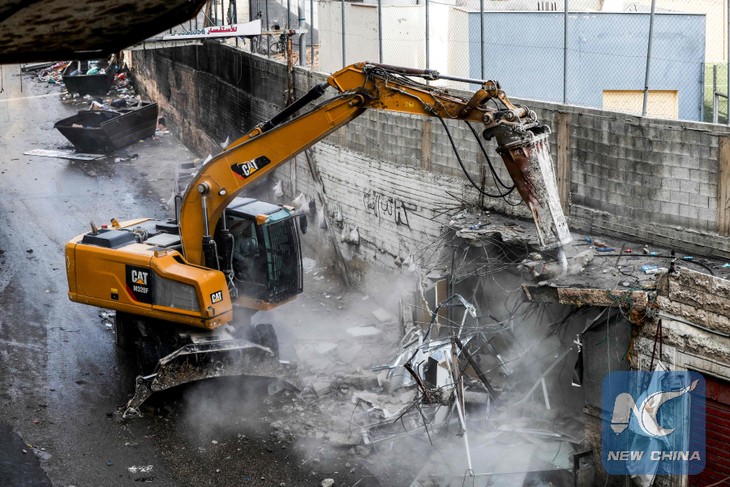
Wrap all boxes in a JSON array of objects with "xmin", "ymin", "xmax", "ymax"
[{"xmin": 363, "ymin": 190, "xmax": 417, "ymax": 227}]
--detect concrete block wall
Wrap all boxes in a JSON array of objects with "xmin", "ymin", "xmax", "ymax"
[
  {"xmin": 132, "ymin": 44, "xmax": 730, "ymax": 271},
  {"xmin": 294, "ymin": 143, "xmax": 470, "ymax": 266},
  {"xmin": 133, "ymin": 46, "xmax": 290, "ymax": 157},
  {"xmin": 524, "ymin": 99, "xmax": 730, "ymax": 257}
]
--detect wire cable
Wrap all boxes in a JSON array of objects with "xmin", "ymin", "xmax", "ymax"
[
  {"xmin": 435, "ymin": 115, "xmax": 509, "ymax": 199},
  {"xmin": 465, "ymin": 121, "xmax": 514, "ymax": 191}
]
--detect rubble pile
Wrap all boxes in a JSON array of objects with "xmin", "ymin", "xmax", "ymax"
[{"xmin": 274, "ymin": 256, "xmax": 591, "ymax": 486}]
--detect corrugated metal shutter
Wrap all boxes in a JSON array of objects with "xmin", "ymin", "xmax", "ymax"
[{"xmin": 690, "ymin": 374, "xmax": 730, "ymax": 486}]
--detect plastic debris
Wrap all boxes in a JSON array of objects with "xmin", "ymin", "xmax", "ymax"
[{"xmin": 641, "ymin": 265, "xmax": 667, "ymax": 275}]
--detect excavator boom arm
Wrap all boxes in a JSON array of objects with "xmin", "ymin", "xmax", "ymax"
[{"xmin": 179, "ymin": 61, "xmax": 567, "ymax": 266}]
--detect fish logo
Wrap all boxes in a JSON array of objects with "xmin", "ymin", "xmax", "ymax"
[{"xmin": 610, "ymin": 379, "xmax": 699, "ymax": 438}]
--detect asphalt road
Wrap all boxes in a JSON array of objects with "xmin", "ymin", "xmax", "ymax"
[
  {"xmin": 0, "ymin": 68, "xmax": 387, "ymax": 487},
  {"xmin": 0, "ymin": 67, "xmax": 189, "ymax": 486}
]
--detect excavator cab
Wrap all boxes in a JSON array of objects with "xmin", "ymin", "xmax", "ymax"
[{"xmin": 214, "ymin": 197, "xmax": 304, "ymax": 307}]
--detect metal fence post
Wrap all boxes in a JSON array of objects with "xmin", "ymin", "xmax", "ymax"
[
  {"xmin": 642, "ymin": 0, "xmax": 657, "ymax": 117},
  {"xmin": 480, "ymin": 0, "xmax": 484, "ymax": 79},
  {"xmin": 563, "ymin": 0, "xmax": 568, "ymax": 104},
  {"xmin": 714, "ymin": 64, "xmax": 719, "ymax": 124},
  {"xmin": 311, "ymin": 0, "xmax": 315, "ymax": 67},
  {"xmin": 299, "ymin": 0, "xmax": 306, "ymax": 65},
  {"xmin": 235, "ymin": 0, "xmax": 239, "ymax": 47},
  {"xmin": 341, "ymin": 0, "xmax": 346, "ymax": 67},
  {"xmin": 378, "ymin": 0, "xmax": 383, "ymax": 63},
  {"xmin": 266, "ymin": 0, "xmax": 271, "ymax": 57},
  {"xmin": 425, "ymin": 0, "xmax": 430, "ymax": 70}
]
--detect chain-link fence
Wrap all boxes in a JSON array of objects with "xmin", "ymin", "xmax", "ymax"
[{"xmin": 167, "ymin": 0, "xmax": 730, "ymax": 124}]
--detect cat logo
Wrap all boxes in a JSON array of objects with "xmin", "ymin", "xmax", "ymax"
[
  {"xmin": 210, "ymin": 290, "xmax": 223, "ymax": 304},
  {"xmin": 231, "ymin": 155, "xmax": 271, "ymax": 179},
  {"xmin": 125, "ymin": 265, "xmax": 154, "ymax": 304},
  {"xmin": 131, "ymin": 270, "xmax": 148, "ymax": 286}
]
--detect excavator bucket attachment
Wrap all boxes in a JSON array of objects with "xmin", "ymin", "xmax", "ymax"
[
  {"xmin": 123, "ymin": 336, "xmax": 299, "ymax": 418},
  {"xmin": 489, "ymin": 124, "xmax": 572, "ymax": 250}
]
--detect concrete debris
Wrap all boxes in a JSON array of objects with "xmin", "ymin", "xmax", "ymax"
[
  {"xmin": 292, "ymin": 193, "xmax": 312, "ymax": 214},
  {"xmin": 313, "ymin": 342, "xmax": 337, "ymax": 354},
  {"xmin": 448, "ymin": 209, "xmax": 536, "ymax": 247},
  {"xmin": 273, "ymin": 180, "xmax": 284, "ymax": 198},
  {"xmin": 345, "ymin": 326, "xmax": 381, "ymax": 338},
  {"xmin": 521, "ymin": 248, "xmax": 594, "ymax": 280},
  {"xmin": 336, "ymin": 374, "xmax": 378, "ymax": 391},
  {"xmin": 309, "ymin": 380, "xmax": 332, "ymax": 397},
  {"xmin": 371, "ymin": 308, "xmax": 394, "ymax": 323},
  {"xmin": 340, "ymin": 226, "xmax": 360, "ymax": 245},
  {"xmin": 321, "ymin": 479, "xmax": 334, "ymax": 487}
]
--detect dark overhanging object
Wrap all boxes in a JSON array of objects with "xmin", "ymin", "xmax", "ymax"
[{"xmin": 0, "ymin": 0, "xmax": 206, "ymax": 64}]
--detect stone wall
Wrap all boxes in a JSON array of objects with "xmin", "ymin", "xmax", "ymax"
[{"xmin": 131, "ymin": 44, "xmax": 730, "ymax": 272}]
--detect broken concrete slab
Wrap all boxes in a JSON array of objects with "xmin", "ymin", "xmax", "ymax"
[
  {"xmin": 337, "ymin": 374, "xmax": 379, "ymax": 391},
  {"xmin": 314, "ymin": 342, "xmax": 338, "ymax": 354},
  {"xmin": 309, "ymin": 380, "xmax": 332, "ymax": 396},
  {"xmin": 346, "ymin": 326, "xmax": 381, "ymax": 337},
  {"xmin": 371, "ymin": 307, "xmax": 395, "ymax": 323}
]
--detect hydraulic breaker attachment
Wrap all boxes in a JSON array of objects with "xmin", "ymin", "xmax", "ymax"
[
  {"xmin": 485, "ymin": 123, "xmax": 572, "ymax": 250},
  {"xmin": 123, "ymin": 334, "xmax": 299, "ymax": 418}
]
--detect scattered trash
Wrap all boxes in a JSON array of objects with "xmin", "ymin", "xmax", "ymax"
[
  {"xmin": 273, "ymin": 180, "xmax": 284, "ymax": 198},
  {"xmin": 25, "ymin": 149, "xmax": 107, "ymax": 161},
  {"xmin": 641, "ymin": 265, "xmax": 667, "ymax": 275},
  {"xmin": 99, "ymin": 309, "xmax": 115, "ymax": 330},
  {"xmin": 340, "ymin": 226, "xmax": 360, "ymax": 245}
]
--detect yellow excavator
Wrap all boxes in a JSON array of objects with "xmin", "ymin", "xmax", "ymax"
[{"xmin": 65, "ymin": 62, "xmax": 572, "ymax": 416}]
